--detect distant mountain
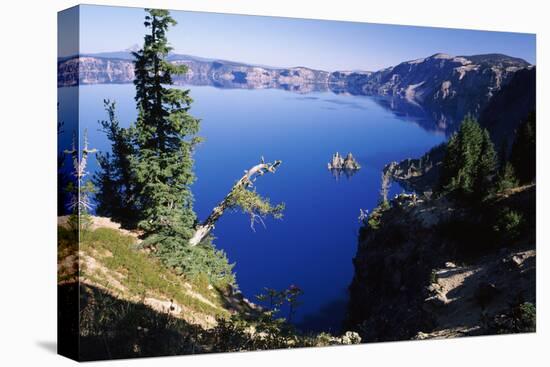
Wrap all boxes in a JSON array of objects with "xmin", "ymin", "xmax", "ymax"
[
  {"xmin": 338, "ymin": 53, "xmax": 530, "ymax": 131},
  {"xmin": 58, "ymin": 51, "xmax": 532, "ymax": 133}
]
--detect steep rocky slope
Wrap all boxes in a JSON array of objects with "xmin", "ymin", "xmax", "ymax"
[
  {"xmin": 479, "ymin": 67, "xmax": 536, "ymax": 148},
  {"xmin": 346, "ymin": 185, "xmax": 535, "ymax": 341},
  {"xmin": 383, "ymin": 66, "xmax": 536, "ymax": 190},
  {"xmin": 349, "ymin": 53, "xmax": 530, "ymax": 131}
]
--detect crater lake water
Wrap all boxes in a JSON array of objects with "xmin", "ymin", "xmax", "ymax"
[{"xmin": 59, "ymin": 84, "xmax": 445, "ymax": 332}]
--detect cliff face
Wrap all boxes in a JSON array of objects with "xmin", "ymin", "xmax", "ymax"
[
  {"xmin": 346, "ymin": 185, "xmax": 536, "ymax": 341},
  {"xmin": 479, "ymin": 67, "xmax": 536, "ymax": 149},
  {"xmin": 383, "ymin": 66, "xmax": 536, "ymax": 189},
  {"xmin": 58, "ymin": 52, "xmax": 531, "ymax": 133},
  {"xmin": 58, "ymin": 54, "xmax": 330, "ymax": 93},
  {"xmin": 353, "ymin": 53, "xmax": 530, "ymax": 131}
]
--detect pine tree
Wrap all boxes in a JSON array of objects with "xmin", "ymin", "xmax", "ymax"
[
  {"xmin": 131, "ymin": 9, "xmax": 201, "ymax": 244},
  {"xmin": 511, "ymin": 111, "xmax": 536, "ymax": 184},
  {"xmin": 495, "ymin": 162, "xmax": 519, "ymax": 192},
  {"xmin": 94, "ymin": 100, "xmax": 139, "ymax": 227},
  {"xmin": 439, "ymin": 115, "xmax": 497, "ymax": 199},
  {"xmin": 475, "ymin": 128, "xmax": 498, "ymax": 197}
]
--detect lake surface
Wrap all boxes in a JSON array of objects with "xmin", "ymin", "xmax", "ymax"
[{"xmin": 59, "ymin": 84, "xmax": 444, "ymax": 332}]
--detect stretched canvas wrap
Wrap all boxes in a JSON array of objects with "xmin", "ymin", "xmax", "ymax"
[{"xmin": 57, "ymin": 4, "xmax": 536, "ymax": 361}]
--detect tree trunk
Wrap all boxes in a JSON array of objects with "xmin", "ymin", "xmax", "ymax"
[{"xmin": 189, "ymin": 158, "xmax": 282, "ymax": 246}]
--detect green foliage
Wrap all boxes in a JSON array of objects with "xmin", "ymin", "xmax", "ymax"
[
  {"xmin": 73, "ymin": 281, "xmax": 357, "ymax": 359},
  {"xmin": 138, "ymin": 234, "xmax": 236, "ymax": 287},
  {"xmin": 510, "ymin": 111, "xmax": 536, "ymax": 184},
  {"xmin": 493, "ymin": 207, "xmax": 524, "ymax": 241},
  {"xmin": 228, "ymin": 186, "xmax": 285, "ymax": 230},
  {"xmin": 209, "ymin": 313, "xmax": 302, "ymax": 352},
  {"xmin": 378, "ymin": 199, "xmax": 391, "ymax": 211},
  {"xmin": 94, "ymin": 100, "xmax": 139, "ymax": 228},
  {"xmin": 366, "ymin": 202, "xmax": 389, "ymax": 231},
  {"xmin": 79, "ymin": 228, "xmax": 228, "ymax": 313},
  {"xmin": 92, "ymin": 9, "xmax": 230, "ymax": 284},
  {"xmin": 488, "ymin": 302, "xmax": 536, "ymax": 334},
  {"xmin": 439, "ymin": 115, "xmax": 497, "ymax": 199},
  {"xmin": 75, "ymin": 284, "xmax": 207, "ymax": 360},
  {"xmin": 367, "ymin": 215, "xmax": 381, "ymax": 230},
  {"xmin": 495, "ymin": 162, "xmax": 519, "ymax": 192},
  {"xmin": 131, "ymin": 9, "xmax": 201, "ymax": 242},
  {"xmin": 256, "ymin": 285, "xmax": 304, "ymax": 323},
  {"xmin": 95, "ymin": 9, "xmax": 200, "ymax": 243}
]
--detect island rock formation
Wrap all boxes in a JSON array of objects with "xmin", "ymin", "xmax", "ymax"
[{"xmin": 328, "ymin": 152, "xmax": 361, "ymax": 171}]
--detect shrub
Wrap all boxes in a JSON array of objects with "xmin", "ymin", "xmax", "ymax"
[
  {"xmin": 493, "ymin": 208, "xmax": 524, "ymax": 241},
  {"xmin": 142, "ymin": 235, "xmax": 236, "ymax": 288},
  {"xmin": 495, "ymin": 162, "xmax": 519, "ymax": 192},
  {"xmin": 489, "ymin": 302, "xmax": 536, "ymax": 334}
]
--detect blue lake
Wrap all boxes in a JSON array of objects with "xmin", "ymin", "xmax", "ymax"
[{"xmin": 59, "ymin": 84, "xmax": 445, "ymax": 332}]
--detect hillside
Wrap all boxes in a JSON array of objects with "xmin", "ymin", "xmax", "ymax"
[
  {"xmin": 346, "ymin": 185, "xmax": 536, "ymax": 341},
  {"xmin": 58, "ymin": 217, "xmax": 360, "ymax": 360}
]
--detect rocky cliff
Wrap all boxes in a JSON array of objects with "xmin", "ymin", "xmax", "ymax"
[
  {"xmin": 58, "ymin": 53, "xmax": 330, "ymax": 93},
  {"xmin": 58, "ymin": 52, "xmax": 531, "ymax": 132},
  {"xmin": 352, "ymin": 53, "xmax": 530, "ymax": 130},
  {"xmin": 383, "ymin": 66, "xmax": 536, "ymax": 190},
  {"xmin": 346, "ymin": 185, "xmax": 536, "ymax": 341},
  {"xmin": 479, "ymin": 67, "xmax": 536, "ymax": 149}
]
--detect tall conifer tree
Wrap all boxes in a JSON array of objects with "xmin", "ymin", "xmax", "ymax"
[
  {"xmin": 439, "ymin": 115, "xmax": 497, "ymax": 198},
  {"xmin": 131, "ymin": 9, "xmax": 201, "ymax": 244}
]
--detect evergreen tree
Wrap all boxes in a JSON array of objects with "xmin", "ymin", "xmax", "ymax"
[
  {"xmin": 475, "ymin": 129, "xmax": 498, "ymax": 197},
  {"xmin": 510, "ymin": 111, "xmax": 536, "ymax": 184},
  {"xmin": 439, "ymin": 115, "xmax": 497, "ymax": 198},
  {"xmin": 131, "ymin": 9, "xmax": 201, "ymax": 244},
  {"xmin": 495, "ymin": 162, "xmax": 519, "ymax": 192},
  {"xmin": 94, "ymin": 100, "xmax": 139, "ymax": 227}
]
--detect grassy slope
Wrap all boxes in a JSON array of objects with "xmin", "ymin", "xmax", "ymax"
[
  {"xmin": 58, "ymin": 218, "xmax": 361, "ymax": 360},
  {"xmin": 58, "ymin": 220, "xmax": 230, "ymax": 328}
]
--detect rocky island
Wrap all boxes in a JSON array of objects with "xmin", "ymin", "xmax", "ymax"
[{"xmin": 328, "ymin": 152, "xmax": 361, "ymax": 170}]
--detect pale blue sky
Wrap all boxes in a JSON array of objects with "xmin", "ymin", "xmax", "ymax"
[{"xmin": 71, "ymin": 4, "xmax": 535, "ymax": 71}]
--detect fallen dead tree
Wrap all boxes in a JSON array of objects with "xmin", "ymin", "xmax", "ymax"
[{"xmin": 189, "ymin": 157, "xmax": 284, "ymax": 246}]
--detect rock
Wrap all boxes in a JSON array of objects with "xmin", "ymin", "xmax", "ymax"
[
  {"xmin": 424, "ymin": 292, "xmax": 448, "ymax": 309},
  {"xmin": 511, "ymin": 255, "xmax": 523, "ymax": 267},
  {"xmin": 328, "ymin": 152, "xmax": 345, "ymax": 170},
  {"xmin": 315, "ymin": 331, "xmax": 362, "ymax": 346},
  {"xmin": 340, "ymin": 331, "xmax": 362, "ymax": 345},
  {"xmin": 415, "ymin": 331, "xmax": 429, "ymax": 340},
  {"xmin": 328, "ymin": 152, "xmax": 360, "ymax": 170},
  {"xmin": 344, "ymin": 153, "xmax": 361, "ymax": 170}
]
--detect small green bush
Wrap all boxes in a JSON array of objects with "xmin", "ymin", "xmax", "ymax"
[{"xmin": 493, "ymin": 207, "xmax": 524, "ymax": 241}]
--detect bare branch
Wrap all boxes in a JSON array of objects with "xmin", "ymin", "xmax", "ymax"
[{"xmin": 189, "ymin": 157, "xmax": 282, "ymax": 246}]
